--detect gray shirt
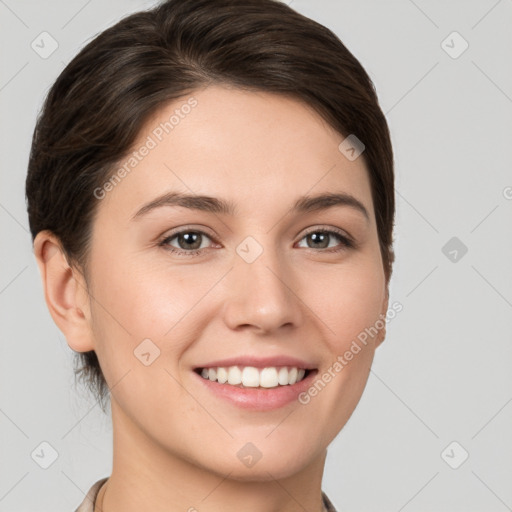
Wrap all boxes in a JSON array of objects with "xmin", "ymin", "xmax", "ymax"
[{"xmin": 75, "ymin": 477, "xmax": 338, "ymax": 512}]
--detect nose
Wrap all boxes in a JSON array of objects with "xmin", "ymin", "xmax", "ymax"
[{"xmin": 221, "ymin": 242, "xmax": 304, "ymax": 334}]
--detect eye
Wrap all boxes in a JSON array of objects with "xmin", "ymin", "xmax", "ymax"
[
  {"xmin": 158, "ymin": 226, "xmax": 355, "ymax": 257},
  {"xmin": 296, "ymin": 228, "xmax": 354, "ymax": 252},
  {"xmin": 158, "ymin": 229, "xmax": 216, "ymax": 256}
]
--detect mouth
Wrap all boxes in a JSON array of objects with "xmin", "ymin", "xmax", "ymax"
[
  {"xmin": 193, "ymin": 365, "xmax": 315, "ymax": 389},
  {"xmin": 192, "ymin": 364, "xmax": 319, "ymax": 411}
]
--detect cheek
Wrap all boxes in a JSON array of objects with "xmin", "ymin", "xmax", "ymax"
[
  {"xmin": 306, "ymin": 259, "xmax": 386, "ymax": 349},
  {"xmin": 304, "ymin": 266, "xmax": 384, "ymax": 432},
  {"xmin": 87, "ymin": 252, "xmax": 217, "ymax": 382},
  {"xmin": 89, "ymin": 247, "xmax": 188, "ymax": 334}
]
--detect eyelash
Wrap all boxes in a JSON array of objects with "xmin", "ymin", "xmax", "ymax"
[{"xmin": 158, "ymin": 226, "xmax": 355, "ymax": 257}]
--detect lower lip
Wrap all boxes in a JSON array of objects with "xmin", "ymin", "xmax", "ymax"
[{"xmin": 193, "ymin": 370, "xmax": 318, "ymax": 411}]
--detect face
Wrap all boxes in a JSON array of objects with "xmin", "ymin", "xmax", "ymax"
[{"xmin": 72, "ymin": 85, "xmax": 388, "ymax": 480}]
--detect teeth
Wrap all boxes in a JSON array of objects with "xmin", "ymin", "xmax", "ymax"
[
  {"xmin": 227, "ymin": 366, "xmax": 242, "ymax": 385},
  {"xmin": 198, "ymin": 366, "xmax": 309, "ymax": 387},
  {"xmin": 216, "ymin": 367, "xmax": 228, "ymax": 384},
  {"xmin": 260, "ymin": 367, "xmax": 278, "ymax": 388},
  {"xmin": 278, "ymin": 367, "xmax": 289, "ymax": 385},
  {"xmin": 242, "ymin": 366, "xmax": 260, "ymax": 387}
]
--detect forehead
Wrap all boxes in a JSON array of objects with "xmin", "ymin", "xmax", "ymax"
[{"xmin": 96, "ymin": 85, "xmax": 374, "ymax": 223}]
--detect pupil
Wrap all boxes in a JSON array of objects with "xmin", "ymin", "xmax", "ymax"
[
  {"xmin": 180, "ymin": 232, "xmax": 201, "ymax": 250},
  {"xmin": 310, "ymin": 232, "xmax": 328, "ymax": 248}
]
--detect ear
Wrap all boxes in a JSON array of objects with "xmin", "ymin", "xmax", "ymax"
[
  {"xmin": 33, "ymin": 230, "xmax": 95, "ymax": 353},
  {"xmin": 375, "ymin": 287, "xmax": 389, "ymax": 349}
]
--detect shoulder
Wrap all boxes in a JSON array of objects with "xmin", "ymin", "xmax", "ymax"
[
  {"xmin": 74, "ymin": 477, "xmax": 109, "ymax": 512},
  {"xmin": 322, "ymin": 490, "xmax": 339, "ymax": 512},
  {"xmin": 74, "ymin": 479, "xmax": 336, "ymax": 511}
]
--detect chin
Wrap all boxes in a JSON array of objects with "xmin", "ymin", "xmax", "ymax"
[{"xmin": 206, "ymin": 441, "xmax": 319, "ymax": 482}]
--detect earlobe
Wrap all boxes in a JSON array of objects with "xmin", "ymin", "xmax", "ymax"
[{"xmin": 33, "ymin": 230, "xmax": 95, "ymax": 353}]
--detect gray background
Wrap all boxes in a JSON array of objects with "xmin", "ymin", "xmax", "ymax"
[{"xmin": 1, "ymin": 0, "xmax": 511, "ymax": 510}]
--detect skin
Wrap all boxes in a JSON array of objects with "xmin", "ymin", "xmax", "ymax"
[{"xmin": 34, "ymin": 84, "xmax": 389, "ymax": 512}]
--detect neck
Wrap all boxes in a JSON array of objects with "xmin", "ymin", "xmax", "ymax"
[{"xmin": 102, "ymin": 400, "xmax": 328, "ymax": 512}]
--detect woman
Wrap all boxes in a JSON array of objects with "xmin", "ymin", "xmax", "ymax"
[{"xmin": 26, "ymin": 0, "xmax": 395, "ymax": 510}]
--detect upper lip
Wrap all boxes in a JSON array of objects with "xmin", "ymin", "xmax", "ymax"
[{"xmin": 195, "ymin": 355, "xmax": 317, "ymax": 370}]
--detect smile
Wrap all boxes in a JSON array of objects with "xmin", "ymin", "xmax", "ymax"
[{"xmin": 195, "ymin": 365, "xmax": 311, "ymax": 388}]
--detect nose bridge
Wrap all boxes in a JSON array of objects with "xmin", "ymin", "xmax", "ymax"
[{"xmin": 223, "ymin": 236, "xmax": 302, "ymax": 332}]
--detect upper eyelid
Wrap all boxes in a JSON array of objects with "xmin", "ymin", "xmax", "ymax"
[
  {"xmin": 160, "ymin": 226, "xmax": 217, "ymax": 243},
  {"xmin": 301, "ymin": 225, "xmax": 351, "ymax": 239}
]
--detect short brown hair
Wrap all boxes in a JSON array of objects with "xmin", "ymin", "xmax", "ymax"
[{"xmin": 26, "ymin": 0, "xmax": 395, "ymax": 409}]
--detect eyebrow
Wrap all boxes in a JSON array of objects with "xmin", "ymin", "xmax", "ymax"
[{"xmin": 131, "ymin": 191, "xmax": 370, "ymax": 222}]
